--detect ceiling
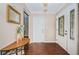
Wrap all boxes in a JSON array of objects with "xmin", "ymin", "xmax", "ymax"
[{"xmin": 26, "ymin": 3, "xmax": 67, "ymax": 14}]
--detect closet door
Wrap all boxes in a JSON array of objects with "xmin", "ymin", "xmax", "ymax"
[{"xmin": 32, "ymin": 15, "xmax": 45, "ymax": 42}]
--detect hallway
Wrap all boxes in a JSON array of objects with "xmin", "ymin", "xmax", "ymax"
[
  {"xmin": 26, "ymin": 43, "xmax": 69, "ymax": 55},
  {"xmin": 0, "ymin": 3, "xmax": 79, "ymax": 55}
]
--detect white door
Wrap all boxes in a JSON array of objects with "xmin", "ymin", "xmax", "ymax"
[{"xmin": 32, "ymin": 15, "xmax": 45, "ymax": 42}]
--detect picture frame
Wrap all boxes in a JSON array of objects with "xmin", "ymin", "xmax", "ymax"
[
  {"xmin": 58, "ymin": 15, "xmax": 64, "ymax": 36},
  {"xmin": 7, "ymin": 4, "xmax": 21, "ymax": 24},
  {"xmin": 70, "ymin": 9, "xmax": 75, "ymax": 40}
]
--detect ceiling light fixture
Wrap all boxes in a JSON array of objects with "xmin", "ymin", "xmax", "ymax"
[{"xmin": 43, "ymin": 3, "xmax": 48, "ymax": 12}]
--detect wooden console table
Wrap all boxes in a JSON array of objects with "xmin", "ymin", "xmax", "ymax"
[{"xmin": 0, "ymin": 38, "xmax": 30, "ymax": 55}]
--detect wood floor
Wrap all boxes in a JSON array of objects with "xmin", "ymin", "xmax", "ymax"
[{"xmin": 25, "ymin": 43, "xmax": 69, "ymax": 55}]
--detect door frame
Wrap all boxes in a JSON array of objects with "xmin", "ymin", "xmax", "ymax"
[
  {"xmin": 32, "ymin": 15, "xmax": 45, "ymax": 42},
  {"xmin": 23, "ymin": 10, "xmax": 29, "ymax": 38}
]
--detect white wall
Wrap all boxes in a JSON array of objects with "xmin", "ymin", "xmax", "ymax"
[
  {"xmin": 56, "ymin": 3, "xmax": 78, "ymax": 54},
  {"xmin": 30, "ymin": 13, "xmax": 56, "ymax": 42},
  {"xmin": 45, "ymin": 14, "xmax": 56, "ymax": 42},
  {"xmin": 0, "ymin": 3, "xmax": 28, "ymax": 49}
]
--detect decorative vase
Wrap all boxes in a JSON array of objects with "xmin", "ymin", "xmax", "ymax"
[{"xmin": 16, "ymin": 33, "xmax": 22, "ymax": 43}]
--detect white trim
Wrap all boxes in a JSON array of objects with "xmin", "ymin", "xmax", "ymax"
[
  {"xmin": 57, "ymin": 42, "xmax": 68, "ymax": 53},
  {"xmin": 0, "ymin": 40, "xmax": 16, "ymax": 49},
  {"xmin": 31, "ymin": 41, "xmax": 57, "ymax": 43},
  {"xmin": 56, "ymin": 4, "xmax": 71, "ymax": 15}
]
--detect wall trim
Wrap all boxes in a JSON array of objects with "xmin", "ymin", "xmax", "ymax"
[
  {"xmin": 57, "ymin": 42, "xmax": 69, "ymax": 54},
  {"xmin": 58, "ymin": 43, "xmax": 70, "ymax": 54},
  {"xmin": 0, "ymin": 40, "xmax": 16, "ymax": 49},
  {"xmin": 56, "ymin": 4, "xmax": 71, "ymax": 15},
  {"xmin": 31, "ymin": 41, "xmax": 57, "ymax": 43}
]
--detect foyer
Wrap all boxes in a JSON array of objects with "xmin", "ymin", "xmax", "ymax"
[{"xmin": 0, "ymin": 3, "xmax": 79, "ymax": 55}]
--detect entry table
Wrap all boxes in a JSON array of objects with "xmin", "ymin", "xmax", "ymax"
[{"xmin": 0, "ymin": 38, "xmax": 30, "ymax": 55}]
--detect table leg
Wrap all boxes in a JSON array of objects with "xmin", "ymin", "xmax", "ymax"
[
  {"xmin": 24, "ymin": 43, "xmax": 29, "ymax": 55},
  {"xmin": 16, "ymin": 49, "xmax": 17, "ymax": 55},
  {"xmin": 21, "ymin": 47, "xmax": 22, "ymax": 55},
  {"xmin": 1, "ymin": 51, "xmax": 3, "ymax": 55}
]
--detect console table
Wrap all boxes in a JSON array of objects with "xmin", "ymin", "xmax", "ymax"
[{"xmin": 0, "ymin": 38, "xmax": 30, "ymax": 55}]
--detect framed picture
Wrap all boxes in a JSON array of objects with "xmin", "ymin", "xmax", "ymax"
[
  {"xmin": 58, "ymin": 15, "xmax": 64, "ymax": 36},
  {"xmin": 7, "ymin": 4, "xmax": 21, "ymax": 24},
  {"xmin": 70, "ymin": 9, "xmax": 75, "ymax": 40}
]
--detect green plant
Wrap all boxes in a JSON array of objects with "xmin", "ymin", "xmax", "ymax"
[{"xmin": 16, "ymin": 25, "xmax": 23, "ymax": 34}]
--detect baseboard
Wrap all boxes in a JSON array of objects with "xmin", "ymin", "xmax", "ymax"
[
  {"xmin": 56, "ymin": 43, "xmax": 69, "ymax": 54},
  {"xmin": 0, "ymin": 40, "xmax": 16, "ymax": 49},
  {"xmin": 32, "ymin": 41, "xmax": 57, "ymax": 43}
]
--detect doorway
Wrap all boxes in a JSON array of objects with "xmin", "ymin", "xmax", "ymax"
[
  {"xmin": 32, "ymin": 15, "xmax": 45, "ymax": 42},
  {"xmin": 23, "ymin": 11, "xmax": 29, "ymax": 38}
]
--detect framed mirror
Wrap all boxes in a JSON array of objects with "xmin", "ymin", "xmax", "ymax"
[{"xmin": 7, "ymin": 5, "xmax": 21, "ymax": 24}]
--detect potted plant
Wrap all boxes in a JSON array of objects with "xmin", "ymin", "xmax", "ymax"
[{"xmin": 16, "ymin": 25, "xmax": 23, "ymax": 43}]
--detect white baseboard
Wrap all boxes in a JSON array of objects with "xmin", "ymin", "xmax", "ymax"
[
  {"xmin": 56, "ymin": 42, "xmax": 68, "ymax": 52},
  {"xmin": 0, "ymin": 40, "xmax": 16, "ymax": 49},
  {"xmin": 31, "ymin": 41, "xmax": 57, "ymax": 43}
]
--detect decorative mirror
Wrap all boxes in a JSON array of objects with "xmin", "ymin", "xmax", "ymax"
[{"xmin": 7, "ymin": 5, "xmax": 21, "ymax": 24}]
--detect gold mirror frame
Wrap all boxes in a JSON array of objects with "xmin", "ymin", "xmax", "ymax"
[{"xmin": 7, "ymin": 4, "xmax": 21, "ymax": 24}]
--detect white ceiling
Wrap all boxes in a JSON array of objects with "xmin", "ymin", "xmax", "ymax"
[{"xmin": 26, "ymin": 3, "xmax": 67, "ymax": 14}]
